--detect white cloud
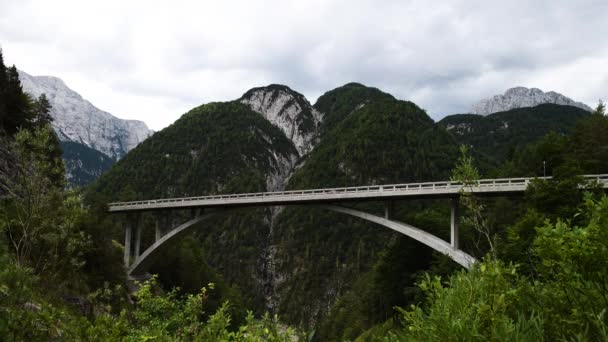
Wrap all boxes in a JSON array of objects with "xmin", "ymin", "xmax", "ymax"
[{"xmin": 1, "ymin": 0, "xmax": 606, "ymax": 129}]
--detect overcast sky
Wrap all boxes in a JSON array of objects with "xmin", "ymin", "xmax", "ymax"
[{"xmin": 1, "ymin": 0, "xmax": 607, "ymax": 130}]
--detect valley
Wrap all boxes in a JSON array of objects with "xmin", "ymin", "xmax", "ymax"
[{"xmin": 1, "ymin": 46, "xmax": 607, "ymax": 341}]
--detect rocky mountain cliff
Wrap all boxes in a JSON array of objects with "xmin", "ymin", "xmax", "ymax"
[
  {"xmin": 18, "ymin": 70, "xmax": 153, "ymax": 160},
  {"xmin": 470, "ymin": 87, "xmax": 592, "ymax": 115},
  {"xmin": 240, "ymin": 84, "xmax": 322, "ymax": 157}
]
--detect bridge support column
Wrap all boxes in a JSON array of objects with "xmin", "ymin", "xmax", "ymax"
[
  {"xmin": 155, "ymin": 219, "xmax": 161, "ymax": 242},
  {"xmin": 451, "ymin": 198, "xmax": 459, "ymax": 249},
  {"xmin": 124, "ymin": 220, "xmax": 132, "ymax": 267},
  {"xmin": 384, "ymin": 201, "xmax": 394, "ymax": 219},
  {"xmin": 134, "ymin": 215, "xmax": 142, "ymax": 257}
]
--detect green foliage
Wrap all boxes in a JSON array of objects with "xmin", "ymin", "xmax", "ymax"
[
  {"xmin": 31, "ymin": 94, "xmax": 53, "ymax": 129},
  {"xmin": 0, "ymin": 49, "xmax": 50, "ymax": 136},
  {"xmin": 84, "ymin": 276, "xmax": 300, "ymax": 341},
  {"xmin": 532, "ymin": 194, "xmax": 608, "ymax": 340},
  {"xmin": 290, "ymin": 98, "xmax": 457, "ymax": 188},
  {"xmin": 391, "ymin": 259, "xmax": 544, "ymax": 341},
  {"xmin": 492, "ymin": 100, "xmax": 608, "ymax": 178},
  {"xmin": 450, "ymin": 145, "xmax": 480, "ymax": 185},
  {"xmin": 0, "ymin": 259, "xmax": 300, "ymax": 341},
  {"xmin": 568, "ymin": 103, "xmax": 608, "ymax": 174},
  {"xmin": 451, "ymin": 145, "xmax": 494, "ymax": 254},
  {"xmin": 439, "ymin": 103, "xmax": 590, "ymax": 167},
  {"xmin": 387, "ymin": 195, "xmax": 608, "ymax": 341},
  {"xmin": 314, "ymin": 82, "xmax": 395, "ymax": 136},
  {"xmin": 0, "ymin": 126, "xmax": 91, "ymax": 290}
]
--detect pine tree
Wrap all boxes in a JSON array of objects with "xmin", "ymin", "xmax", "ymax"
[
  {"xmin": 3, "ymin": 65, "xmax": 33, "ymax": 134},
  {"xmin": 32, "ymin": 94, "xmax": 53, "ymax": 127},
  {"xmin": 0, "ymin": 49, "xmax": 8, "ymax": 133},
  {"xmin": 594, "ymin": 100, "xmax": 605, "ymax": 116}
]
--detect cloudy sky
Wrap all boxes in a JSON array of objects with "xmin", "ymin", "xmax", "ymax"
[{"xmin": 1, "ymin": 0, "xmax": 607, "ymax": 130}]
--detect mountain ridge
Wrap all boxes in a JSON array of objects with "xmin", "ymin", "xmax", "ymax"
[
  {"xmin": 470, "ymin": 86, "xmax": 592, "ymax": 115},
  {"xmin": 18, "ymin": 70, "xmax": 153, "ymax": 160}
]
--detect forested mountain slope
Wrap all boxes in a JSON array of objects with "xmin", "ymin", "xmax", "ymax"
[
  {"xmin": 314, "ymin": 82, "xmax": 395, "ymax": 135},
  {"xmin": 439, "ymin": 103, "xmax": 590, "ymax": 163},
  {"xmin": 88, "ymin": 99, "xmax": 300, "ymax": 312},
  {"xmin": 270, "ymin": 98, "xmax": 459, "ymax": 327}
]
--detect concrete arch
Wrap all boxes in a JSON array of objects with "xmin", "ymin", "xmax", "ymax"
[
  {"xmin": 128, "ymin": 212, "xmax": 219, "ymax": 276},
  {"xmin": 128, "ymin": 205, "xmax": 476, "ymax": 276},
  {"xmin": 318, "ymin": 205, "xmax": 476, "ymax": 268}
]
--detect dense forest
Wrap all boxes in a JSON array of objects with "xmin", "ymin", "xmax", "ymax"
[{"xmin": 1, "ymin": 44, "xmax": 608, "ymax": 341}]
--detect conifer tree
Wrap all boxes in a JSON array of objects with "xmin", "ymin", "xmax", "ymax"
[
  {"xmin": 32, "ymin": 94, "xmax": 53, "ymax": 127},
  {"xmin": 3, "ymin": 65, "xmax": 33, "ymax": 134},
  {"xmin": 0, "ymin": 49, "xmax": 7, "ymax": 133}
]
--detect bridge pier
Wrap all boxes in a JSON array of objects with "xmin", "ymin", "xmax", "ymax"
[
  {"xmin": 155, "ymin": 219, "xmax": 161, "ymax": 242},
  {"xmin": 134, "ymin": 215, "xmax": 142, "ymax": 258},
  {"xmin": 384, "ymin": 201, "xmax": 394, "ymax": 219},
  {"xmin": 124, "ymin": 219, "xmax": 132, "ymax": 267},
  {"xmin": 450, "ymin": 198, "xmax": 459, "ymax": 249}
]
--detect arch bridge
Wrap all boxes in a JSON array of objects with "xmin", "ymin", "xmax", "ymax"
[{"xmin": 108, "ymin": 174, "xmax": 608, "ymax": 276}]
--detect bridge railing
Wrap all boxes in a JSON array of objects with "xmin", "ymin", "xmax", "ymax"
[{"xmin": 108, "ymin": 174, "xmax": 608, "ymax": 209}]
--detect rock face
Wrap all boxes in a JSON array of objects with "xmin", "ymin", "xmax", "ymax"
[
  {"xmin": 240, "ymin": 84, "xmax": 323, "ymax": 157},
  {"xmin": 470, "ymin": 87, "xmax": 592, "ymax": 115},
  {"xmin": 18, "ymin": 70, "xmax": 153, "ymax": 160},
  {"xmin": 61, "ymin": 141, "xmax": 116, "ymax": 187}
]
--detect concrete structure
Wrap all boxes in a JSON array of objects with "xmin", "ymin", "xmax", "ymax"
[{"xmin": 109, "ymin": 174, "xmax": 608, "ymax": 276}]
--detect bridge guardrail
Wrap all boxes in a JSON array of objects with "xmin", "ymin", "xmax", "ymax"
[{"xmin": 108, "ymin": 174, "xmax": 608, "ymax": 209}]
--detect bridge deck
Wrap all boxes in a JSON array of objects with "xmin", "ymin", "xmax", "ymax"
[{"xmin": 108, "ymin": 174, "xmax": 608, "ymax": 213}]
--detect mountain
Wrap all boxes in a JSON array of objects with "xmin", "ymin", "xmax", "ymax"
[
  {"xmin": 18, "ymin": 70, "xmax": 153, "ymax": 186},
  {"xmin": 87, "ymin": 83, "xmax": 460, "ymax": 330},
  {"xmin": 313, "ymin": 82, "xmax": 395, "ymax": 135},
  {"xmin": 61, "ymin": 141, "xmax": 115, "ymax": 186},
  {"xmin": 90, "ymin": 101, "xmax": 298, "ymax": 199},
  {"xmin": 440, "ymin": 103, "xmax": 591, "ymax": 164},
  {"xmin": 88, "ymin": 100, "xmax": 300, "ymax": 311},
  {"xmin": 87, "ymin": 82, "xmax": 595, "ymax": 339},
  {"xmin": 271, "ymin": 96, "xmax": 458, "ymax": 327},
  {"xmin": 470, "ymin": 87, "xmax": 592, "ymax": 115},
  {"xmin": 240, "ymin": 84, "xmax": 322, "ymax": 157}
]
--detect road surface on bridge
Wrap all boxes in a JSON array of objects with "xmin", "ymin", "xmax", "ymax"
[{"xmin": 109, "ymin": 174, "xmax": 608, "ymax": 213}]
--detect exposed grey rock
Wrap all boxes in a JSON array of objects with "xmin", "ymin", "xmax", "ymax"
[
  {"xmin": 240, "ymin": 85, "xmax": 323, "ymax": 157},
  {"xmin": 470, "ymin": 86, "xmax": 592, "ymax": 115},
  {"xmin": 18, "ymin": 70, "xmax": 153, "ymax": 160}
]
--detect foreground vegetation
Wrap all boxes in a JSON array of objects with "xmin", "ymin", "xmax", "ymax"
[{"xmin": 385, "ymin": 193, "xmax": 608, "ymax": 341}]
